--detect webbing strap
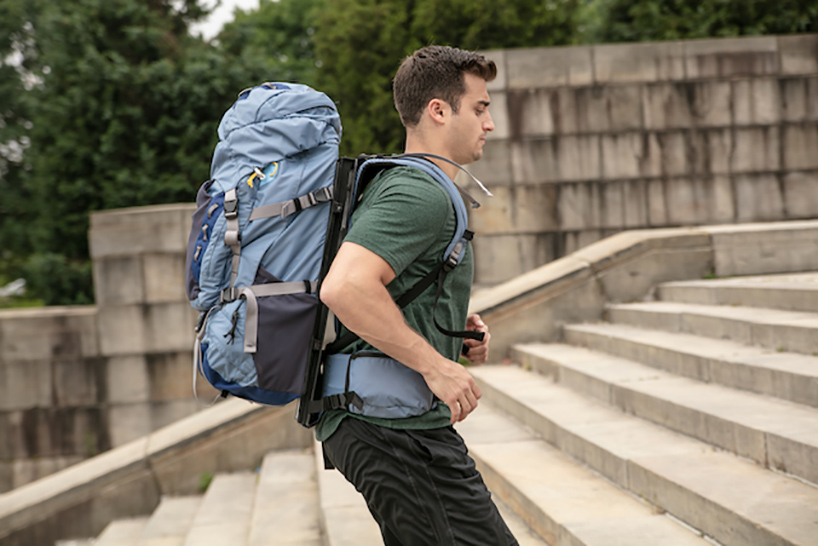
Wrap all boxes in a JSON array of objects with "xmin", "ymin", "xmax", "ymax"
[
  {"xmin": 249, "ymin": 187, "xmax": 334, "ymax": 221},
  {"xmin": 240, "ymin": 281, "xmax": 318, "ymax": 354},
  {"xmin": 223, "ymin": 189, "xmax": 241, "ymax": 286}
]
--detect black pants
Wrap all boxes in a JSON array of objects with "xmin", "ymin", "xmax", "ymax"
[{"xmin": 322, "ymin": 417, "xmax": 518, "ymax": 546}]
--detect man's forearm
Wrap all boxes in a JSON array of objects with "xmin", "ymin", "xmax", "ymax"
[{"xmin": 322, "ymin": 275, "xmax": 443, "ymax": 376}]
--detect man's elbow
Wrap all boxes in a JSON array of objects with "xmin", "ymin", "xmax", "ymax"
[{"xmin": 319, "ymin": 275, "xmax": 343, "ymax": 311}]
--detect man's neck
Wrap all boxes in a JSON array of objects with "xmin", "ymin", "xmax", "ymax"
[{"xmin": 404, "ymin": 142, "xmax": 459, "ymax": 181}]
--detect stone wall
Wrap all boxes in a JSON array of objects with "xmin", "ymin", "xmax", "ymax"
[
  {"xmin": 0, "ymin": 204, "xmax": 216, "ymax": 493},
  {"xmin": 466, "ymin": 34, "xmax": 818, "ymax": 284}
]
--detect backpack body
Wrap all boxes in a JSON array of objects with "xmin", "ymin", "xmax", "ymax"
[{"xmin": 185, "ymin": 82, "xmax": 341, "ymax": 405}]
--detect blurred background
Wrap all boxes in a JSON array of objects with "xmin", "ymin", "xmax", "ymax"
[{"xmin": 1, "ymin": 0, "xmax": 816, "ymax": 307}]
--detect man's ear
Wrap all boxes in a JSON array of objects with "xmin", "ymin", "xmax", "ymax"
[{"xmin": 427, "ymin": 98, "xmax": 448, "ymax": 126}]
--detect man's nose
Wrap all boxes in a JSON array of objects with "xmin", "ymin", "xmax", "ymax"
[{"xmin": 484, "ymin": 112, "xmax": 495, "ymax": 132}]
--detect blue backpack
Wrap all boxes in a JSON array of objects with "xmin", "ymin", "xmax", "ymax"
[{"xmin": 185, "ymin": 82, "xmax": 485, "ymax": 427}]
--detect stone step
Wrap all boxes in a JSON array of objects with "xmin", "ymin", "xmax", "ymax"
[
  {"xmin": 55, "ymin": 541, "xmax": 96, "ymax": 546},
  {"xmin": 471, "ymin": 364, "xmax": 818, "ymax": 546},
  {"xmin": 136, "ymin": 496, "xmax": 201, "ymax": 546},
  {"xmin": 249, "ymin": 449, "xmax": 321, "ymax": 546},
  {"xmin": 492, "ymin": 494, "xmax": 548, "ymax": 546},
  {"xmin": 183, "ymin": 473, "xmax": 257, "ymax": 546},
  {"xmin": 607, "ymin": 301, "xmax": 818, "ymax": 355},
  {"xmin": 95, "ymin": 517, "xmax": 150, "ymax": 546},
  {"xmin": 455, "ymin": 403, "xmax": 710, "ymax": 546},
  {"xmin": 564, "ymin": 322, "xmax": 818, "ymax": 407},
  {"xmin": 658, "ymin": 272, "xmax": 818, "ymax": 312},
  {"xmin": 512, "ymin": 343, "xmax": 818, "ymax": 485},
  {"xmin": 312, "ymin": 439, "xmax": 381, "ymax": 546}
]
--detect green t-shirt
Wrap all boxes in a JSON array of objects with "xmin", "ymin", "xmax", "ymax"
[{"xmin": 315, "ymin": 165, "xmax": 474, "ymax": 441}]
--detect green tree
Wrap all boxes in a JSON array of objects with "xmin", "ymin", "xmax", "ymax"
[
  {"xmin": 313, "ymin": 0, "xmax": 581, "ymax": 156},
  {"xmin": 0, "ymin": 0, "xmax": 266, "ymax": 305},
  {"xmin": 218, "ymin": 0, "xmax": 323, "ymax": 85},
  {"xmin": 582, "ymin": 0, "xmax": 818, "ymax": 44}
]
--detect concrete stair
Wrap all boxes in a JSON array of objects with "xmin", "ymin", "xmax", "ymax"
[
  {"xmin": 53, "ymin": 272, "xmax": 818, "ymax": 545},
  {"xmin": 501, "ymin": 272, "xmax": 818, "ymax": 545}
]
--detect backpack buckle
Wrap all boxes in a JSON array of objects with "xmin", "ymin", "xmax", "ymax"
[{"xmin": 220, "ymin": 287, "xmax": 241, "ymax": 304}]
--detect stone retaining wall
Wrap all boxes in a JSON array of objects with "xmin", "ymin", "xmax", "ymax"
[
  {"xmin": 0, "ymin": 204, "xmax": 215, "ymax": 493},
  {"xmin": 466, "ymin": 34, "xmax": 818, "ymax": 284}
]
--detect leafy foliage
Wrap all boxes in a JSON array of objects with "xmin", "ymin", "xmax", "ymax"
[
  {"xmin": 0, "ymin": 0, "xmax": 263, "ymax": 305},
  {"xmin": 1, "ymin": 0, "xmax": 817, "ymax": 306},
  {"xmin": 582, "ymin": 0, "xmax": 818, "ymax": 43}
]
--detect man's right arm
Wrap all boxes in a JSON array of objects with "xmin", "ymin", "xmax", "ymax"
[{"xmin": 320, "ymin": 241, "xmax": 481, "ymax": 423}]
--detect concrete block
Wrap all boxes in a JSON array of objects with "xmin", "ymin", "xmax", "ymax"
[
  {"xmin": 92, "ymin": 256, "xmax": 145, "ymax": 306},
  {"xmin": 89, "ymin": 204, "xmax": 194, "ymax": 260},
  {"xmin": 733, "ymin": 78, "xmax": 781, "ymax": 126},
  {"xmin": 0, "ymin": 307, "xmax": 99, "ymax": 361},
  {"xmin": 151, "ymin": 399, "xmax": 200, "ymax": 431},
  {"xmin": 106, "ymin": 355, "xmax": 150, "ymax": 404},
  {"xmin": 593, "ymin": 41, "xmax": 685, "ymax": 83},
  {"xmin": 52, "ymin": 358, "xmax": 101, "ymax": 407},
  {"xmin": 781, "ymin": 76, "xmax": 818, "ymax": 122},
  {"xmin": 730, "ymin": 126, "xmax": 780, "ymax": 174},
  {"xmin": 509, "ymin": 88, "xmax": 555, "ymax": 137},
  {"xmin": 622, "ymin": 180, "xmax": 649, "ymax": 228},
  {"xmin": 710, "ymin": 175, "xmax": 736, "ymax": 223},
  {"xmin": 701, "ymin": 128, "xmax": 733, "ymax": 175},
  {"xmin": 778, "ymin": 34, "xmax": 818, "ymax": 75},
  {"xmin": 557, "ymin": 182, "xmax": 600, "ymax": 231},
  {"xmin": 783, "ymin": 171, "xmax": 818, "ymax": 218},
  {"xmin": 97, "ymin": 305, "xmax": 147, "ymax": 356},
  {"xmin": 481, "ymin": 49, "xmax": 507, "ymax": 92},
  {"xmin": 569, "ymin": 85, "xmax": 643, "ymax": 133},
  {"xmin": 598, "ymin": 248, "xmax": 713, "ymax": 303},
  {"xmin": 507, "ymin": 46, "xmax": 594, "ymax": 88},
  {"xmin": 465, "ymin": 140, "xmax": 512, "ymax": 186},
  {"xmin": 473, "ymin": 234, "xmax": 557, "ymax": 285},
  {"xmin": 708, "ymin": 221, "xmax": 818, "ymax": 276},
  {"xmin": 512, "ymin": 136, "xmax": 600, "ymax": 184},
  {"xmin": 766, "ymin": 432, "xmax": 818, "ymax": 486},
  {"xmin": 142, "ymin": 253, "xmax": 187, "ymax": 304},
  {"xmin": 469, "ymin": 185, "xmax": 514, "ymax": 234},
  {"xmin": 561, "ymin": 230, "xmax": 604, "ymax": 255},
  {"xmin": 146, "ymin": 352, "xmax": 203, "ymax": 401},
  {"xmin": 656, "ymin": 132, "xmax": 690, "ymax": 177},
  {"xmin": 10, "ymin": 455, "xmax": 84, "ymax": 490},
  {"xmin": 684, "ymin": 36, "xmax": 779, "ymax": 79},
  {"xmin": 643, "ymin": 81, "xmax": 731, "ymax": 130},
  {"xmin": 783, "ymin": 123, "xmax": 818, "ymax": 170},
  {"xmin": 108, "ymin": 403, "xmax": 152, "ymax": 448},
  {"xmin": 0, "ymin": 359, "xmax": 52, "ymax": 411},
  {"xmin": 666, "ymin": 178, "xmax": 710, "ymax": 225},
  {"xmin": 599, "ymin": 182, "xmax": 625, "ymax": 229},
  {"xmin": 145, "ymin": 303, "xmax": 196, "ymax": 354},
  {"xmin": 513, "ymin": 184, "xmax": 559, "ymax": 233},
  {"xmin": 734, "ymin": 174, "xmax": 785, "ymax": 222},
  {"xmin": 646, "ymin": 180, "xmax": 668, "ymax": 226},
  {"xmin": 601, "ymin": 133, "xmax": 643, "ymax": 180}
]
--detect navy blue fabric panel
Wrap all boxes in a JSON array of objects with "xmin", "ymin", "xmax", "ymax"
[
  {"xmin": 252, "ymin": 267, "xmax": 317, "ymax": 395},
  {"xmin": 201, "ymin": 343, "xmax": 300, "ymax": 405},
  {"xmin": 186, "ymin": 180, "xmax": 221, "ymax": 301},
  {"xmin": 187, "ymin": 190, "xmax": 225, "ymax": 301}
]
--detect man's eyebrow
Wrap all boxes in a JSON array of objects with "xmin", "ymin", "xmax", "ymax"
[{"xmin": 477, "ymin": 99, "xmax": 490, "ymax": 107}]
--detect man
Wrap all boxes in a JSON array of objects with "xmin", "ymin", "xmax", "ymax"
[{"xmin": 318, "ymin": 45, "xmax": 517, "ymax": 545}]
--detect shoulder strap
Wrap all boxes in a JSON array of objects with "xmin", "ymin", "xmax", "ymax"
[{"xmin": 326, "ymin": 156, "xmax": 484, "ymax": 354}]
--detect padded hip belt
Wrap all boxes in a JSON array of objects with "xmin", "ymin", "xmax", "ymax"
[{"xmin": 322, "ymin": 352, "xmax": 436, "ymax": 419}]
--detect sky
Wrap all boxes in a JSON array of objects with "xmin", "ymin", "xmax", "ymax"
[{"xmin": 190, "ymin": 0, "xmax": 261, "ymax": 41}]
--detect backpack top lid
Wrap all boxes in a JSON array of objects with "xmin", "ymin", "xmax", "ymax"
[{"xmin": 210, "ymin": 82, "xmax": 342, "ymax": 192}]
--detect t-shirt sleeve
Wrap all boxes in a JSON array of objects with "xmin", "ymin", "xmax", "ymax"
[{"xmin": 344, "ymin": 168, "xmax": 450, "ymax": 277}]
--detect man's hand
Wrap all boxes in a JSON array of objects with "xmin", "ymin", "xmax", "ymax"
[
  {"xmin": 462, "ymin": 314, "xmax": 491, "ymax": 364},
  {"xmin": 423, "ymin": 357, "xmax": 482, "ymax": 424}
]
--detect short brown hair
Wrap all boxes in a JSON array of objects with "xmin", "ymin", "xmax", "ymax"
[{"xmin": 393, "ymin": 45, "xmax": 497, "ymax": 128}]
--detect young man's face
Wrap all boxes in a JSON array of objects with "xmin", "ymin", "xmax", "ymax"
[{"xmin": 447, "ymin": 72, "xmax": 495, "ymax": 165}]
